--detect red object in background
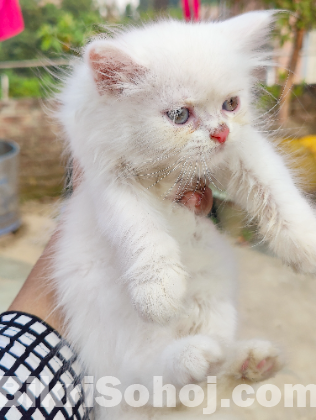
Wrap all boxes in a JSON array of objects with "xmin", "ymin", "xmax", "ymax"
[
  {"xmin": 0, "ymin": 0, "xmax": 24, "ymax": 41},
  {"xmin": 182, "ymin": 0, "xmax": 200, "ymax": 21}
]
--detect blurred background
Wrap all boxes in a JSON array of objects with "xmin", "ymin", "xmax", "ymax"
[{"xmin": 0, "ymin": 1, "xmax": 316, "ymax": 417}]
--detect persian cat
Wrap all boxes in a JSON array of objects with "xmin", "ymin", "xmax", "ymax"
[{"xmin": 53, "ymin": 10, "xmax": 316, "ymax": 419}]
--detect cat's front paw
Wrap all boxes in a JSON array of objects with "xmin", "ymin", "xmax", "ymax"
[
  {"xmin": 129, "ymin": 264, "xmax": 187, "ymax": 324},
  {"xmin": 273, "ymin": 225, "xmax": 316, "ymax": 274},
  {"xmin": 164, "ymin": 335, "xmax": 225, "ymax": 386}
]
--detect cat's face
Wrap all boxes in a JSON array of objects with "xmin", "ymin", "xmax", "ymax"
[{"xmin": 81, "ymin": 11, "xmax": 274, "ymax": 198}]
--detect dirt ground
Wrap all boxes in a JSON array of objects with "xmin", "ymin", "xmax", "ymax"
[{"xmin": 0, "ymin": 200, "xmax": 315, "ymax": 419}]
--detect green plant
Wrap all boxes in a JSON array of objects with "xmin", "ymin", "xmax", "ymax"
[
  {"xmin": 257, "ymin": 80, "xmax": 307, "ymax": 113},
  {"xmin": 0, "ymin": 70, "xmax": 56, "ymax": 99},
  {"xmin": 0, "ymin": 0, "xmax": 104, "ymax": 61},
  {"xmin": 262, "ymin": 0, "xmax": 316, "ymax": 122}
]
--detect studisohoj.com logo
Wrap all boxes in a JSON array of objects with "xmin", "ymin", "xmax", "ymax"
[{"xmin": 1, "ymin": 375, "xmax": 316, "ymax": 414}]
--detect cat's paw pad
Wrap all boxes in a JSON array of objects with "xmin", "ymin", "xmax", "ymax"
[
  {"xmin": 129, "ymin": 266, "xmax": 187, "ymax": 324},
  {"xmin": 172, "ymin": 336, "xmax": 225, "ymax": 385},
  {"xmin": 234, "ymin": 340, "xmax": 283, "ymax": 382},
  {"xmin": 241, "ymin": 356, "xmax": 277, "ymax": 381}
]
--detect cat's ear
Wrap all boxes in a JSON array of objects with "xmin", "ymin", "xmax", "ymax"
[
  {"xmin": 221, "ymin": 10, "xmax": 277, "ymax": 52},
  {"xmin": 85, "ymin": 40, "xmax": 146, "ymax": 95}
]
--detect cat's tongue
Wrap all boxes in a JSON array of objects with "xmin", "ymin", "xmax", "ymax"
[{"xmin": 179, "ymin": 186, "xmax": 213, "ymax": 216}]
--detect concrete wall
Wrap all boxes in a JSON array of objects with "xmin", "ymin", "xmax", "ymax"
[{"xmin": 0, "ymin": 99, "xmax": 65, "ymax": 200}]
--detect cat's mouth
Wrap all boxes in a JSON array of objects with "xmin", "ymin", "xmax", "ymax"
[
  {"xmin": 171, "ymin": 175, "xmax": 213, "ymax": 211},
  {"xmin": 176, "ymin": 186, "xmax": 213, "ymax": 215}
]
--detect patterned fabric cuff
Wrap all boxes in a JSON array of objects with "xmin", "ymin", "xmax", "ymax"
[{"xmin": 0, "ymin": 311, "xmax": 89, "ymax": 420}]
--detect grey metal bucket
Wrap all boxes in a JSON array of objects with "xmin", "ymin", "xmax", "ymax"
[{"xmin": 0, "ymin": 140, "xmax": 20, "ymax": 236}]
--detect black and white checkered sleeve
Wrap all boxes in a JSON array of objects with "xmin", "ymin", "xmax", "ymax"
[{"xmin": 0, "ymin": 311, "xmax": 91, "ymax": 420}]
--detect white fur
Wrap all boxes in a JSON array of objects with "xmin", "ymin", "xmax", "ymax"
[{"xmin": 52, "ymin": 12, "xmax": 315, "ymax": 419}]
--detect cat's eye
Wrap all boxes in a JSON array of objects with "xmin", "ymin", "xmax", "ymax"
[
  {"xmin": 167, "ymin": 108, "xmax": 190, "ymax": 124},
  {"xmin": 222, "ymin": 97, "xmax": 239, "ymax": 112}
]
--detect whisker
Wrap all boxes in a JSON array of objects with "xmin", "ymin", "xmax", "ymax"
[
  {"xmin": 145, "ymin": 157, "xmax": 186, "ymax": 190},
  {"xmin": 201, "ymin": 155, "xmax": 223, "ymax": 191},
  {"xmin": 163, "ymin": 159, "xmax": 189, "ymax": 200},
  {"xmin": 138, "ymin": 160, "xmax": 181, "ymax": 178},
  {"xmin": 175, "ymin": 158, "xmax": 195, "ymax": 196},
  {"xmin": 180, "ymin": 160, "xmax": 196, "ymax": 195},
  {"xmin": 179, "ymin": 162, "xmax": 202, "ymax": 206}
]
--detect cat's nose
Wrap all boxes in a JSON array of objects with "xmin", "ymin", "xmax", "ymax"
[{"xmin": 210, "ymin": 124, "xmax": 229, "ymax": 144}]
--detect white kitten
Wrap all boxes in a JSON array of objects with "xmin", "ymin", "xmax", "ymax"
[{"xmin": 53, "ymin": 11, "xmax": 316, "ymax": 419}]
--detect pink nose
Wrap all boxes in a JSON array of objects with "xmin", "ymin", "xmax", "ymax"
[{"xmin": 210, "ymin": 124, "xmax": 229, "ymax": 144}]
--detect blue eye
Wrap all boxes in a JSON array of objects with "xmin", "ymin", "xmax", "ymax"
[
  {"xmin": 222, "ymin": 97, "xmax": 239, "ymax": 112},
  {"xmin": 167, "ymin": 108, "xmax": 190, "ymax": 124}
]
